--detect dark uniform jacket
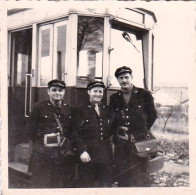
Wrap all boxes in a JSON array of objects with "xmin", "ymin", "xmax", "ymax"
[
  {"xmin": 109, "ymin": 86, "xmax": 157, "ymax": 187},
  {"xmin": 26, "ymin": 100, "xmax": 78, "ymax": 187},
  {"xmin": 75, "ymin": 103, "xmax": 113, "ymax": 164},
  {"xmin": 109, "ymin": 86, "xmax": 157, "ymax": 141},
  {"xmin": 26, "ymin": 100, "xmax": 78, "ymax": 155}
]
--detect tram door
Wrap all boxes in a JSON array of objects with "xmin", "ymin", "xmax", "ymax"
[
  {"xmin": 8, "ymin": 21, "xmax": 68, "ymax": 154},
  {"xmin": 36, "ymin": 21, "xmax": 67, "ymax": 102},
  {"xmin": 8, "ymin": 29, "xmax": 32, "ymax": 153},
  {"xmin": 38, "ymin": 21, "xmax": 67, "ymax": 87}
]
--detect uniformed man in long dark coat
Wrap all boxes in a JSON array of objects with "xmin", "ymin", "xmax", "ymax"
[
  {"xmin": 109, "ymin": 66, "xmax": 157, "ymax": 187},
  {"xmin": 26, "ymin": 79, "xmax": 77, "ymax": 188},
  {"xmin": 74, "ymin": 81, "xmax": 113, "ymax": 187}
]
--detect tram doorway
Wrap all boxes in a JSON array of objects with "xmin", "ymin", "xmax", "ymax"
[{"xmin": 8, "ymin": 29, "xmax": 32, "ymax": 157}]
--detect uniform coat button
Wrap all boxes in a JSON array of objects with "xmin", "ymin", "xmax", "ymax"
[
  {"xmin": 126, "ymin": 109, "xmax": 128, "ymax": 111},
  {"xmin": 100, "ymin": 128, "xmax": 103, "ymax": 130},
  {"xmin": 100, "ymin": 123, "xmax": 102, "ymax": 125}
]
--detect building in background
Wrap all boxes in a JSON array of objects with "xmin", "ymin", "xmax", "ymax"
[{"xmin": 153, "ymin": 87, "xmax": 188, "ymax": 107}]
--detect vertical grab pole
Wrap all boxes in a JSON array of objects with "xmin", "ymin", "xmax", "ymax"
[{"xmin": 25, "ymin": 74, "xmax": 32, "ymax": 117}]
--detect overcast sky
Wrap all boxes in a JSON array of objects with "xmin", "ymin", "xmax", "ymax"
[{"xmin": 134, "ymin": 1, "xmax": 195, "ymax": 87}]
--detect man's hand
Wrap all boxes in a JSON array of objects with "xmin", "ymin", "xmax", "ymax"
[
  {"xmin": 80, "ymin": 151, "xmax": 91, "ymax": 163},
  {"xmin": 118, "ymin": 126, "xmax": 128, "ymax": 131},
  {"xmin": 118, "ymin": 126, "xmax": 129, "ymax": 140}
]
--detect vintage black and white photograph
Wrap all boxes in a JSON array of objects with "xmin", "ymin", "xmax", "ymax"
[{"xmin": 0, "ymin": 1, "xmax": 195, "ymax": 195}]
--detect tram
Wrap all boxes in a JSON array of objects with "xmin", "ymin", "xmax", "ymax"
[{"xmin": 7, "ymin": 7, "xmax": 156, "ymax": 186}]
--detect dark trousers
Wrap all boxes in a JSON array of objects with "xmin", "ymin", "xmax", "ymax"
[
  {"xmin": 30, "ymin": 152, "xmax": 75, "ymax": 188},
  {"xmin": 78, "ymin": 162, "xmax": 112, "ymax": 188},
  {"xmin": 114, "ymin": 141, "xmax": 151, "ymax": 187}
]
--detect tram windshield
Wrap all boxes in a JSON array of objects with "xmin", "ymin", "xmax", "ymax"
[
  {"xmin": 77, "ymin": 16, "xmax": 104, "ymax": 86},
  {"xmin": 109, "ymin": 25, "xmax": 144, "ymax": 88}
]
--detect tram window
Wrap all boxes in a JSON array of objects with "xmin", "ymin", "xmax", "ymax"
[
  {"xmin": 109, "ymin": 26, "xmax": 144, "ymax": 88},
  {"xmin": 39, "ymin": 26, "xmax": 52, "ymax": 86},
  {"xmin": 10, "ymin": 29, "xmax": 32, "ymax": 87},
  {"xmin": 77, "ymin": 16, "xmax": 104, "ymax": 86},
  {"xmin": 38, "ymin": 21, "xmax": 67, "ymax": 86},
  {"xmin": 54, "ymin": 22, "xmax": 67, "ymax": 81}
]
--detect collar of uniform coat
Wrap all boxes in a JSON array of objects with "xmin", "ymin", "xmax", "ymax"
[
  {"xmin": 121, "ymin": 84, "xmax": 133, "ymax": 94},
  {"xmin": 87, "ymin": 102, "xmax": 106, "ymax": 109},
  {"xmin": 47, "ymin": 100, "xmax": 66, "ymax": 107},
  {"xmin": 118, "ymin": 85, "xmax": 138, "ymax": 95}
]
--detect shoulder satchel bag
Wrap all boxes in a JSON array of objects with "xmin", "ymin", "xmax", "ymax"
[
  {"xmin": 53, "ymin": 113, "xmax": 76, "ymax": 160},
  {"xmin": 130, "ymin": 133, "xmax": 158, "ymax": 158}
]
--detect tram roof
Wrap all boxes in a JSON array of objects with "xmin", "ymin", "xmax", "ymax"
[
  {"xmin": 7, "ymin": 8, "xmax": 31, "ymax": 16},
  {"xmin": 135, "ymin": 8, "xmax": 157, "ymax": 23},
  {"xmin": 8, "ymin": 7, "xmax": 156, "ymax": 21},
  {"xmin": 7, "ymin": 7, "xmax": 156, "ymax": 30}
]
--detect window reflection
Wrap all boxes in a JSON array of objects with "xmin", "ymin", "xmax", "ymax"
[
  {"xmin": 39, "ymin": 22, "xmax": 67, "ymax": 86},
  {"xmin": 56, "ymin": 25, "xmax": 66, "ymax": 80},
  {"xmin": 109, "ymin": 26, "xmax": 144, "ymax": 88},
  {"xmin": 77, "ymin": 16, "xmax": 104, "ymax": 86},
  {"xmin": 40, "ymin": 28, "xmax": 52, "ymax": 86},
  {"xmin": 11, "ymin": 29, "xmax": 32, "ymax": 87}
]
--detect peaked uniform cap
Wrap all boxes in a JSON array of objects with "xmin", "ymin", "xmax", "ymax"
[
  {"xmin": 48, "ymin": 79, "xmax": 66, "ymax": 89},
  {"xmin": 115, "ymin": 66, "xmax": 132, "ymax": 77},
  {"xmin": 87, "ymin": 81, "xmax": 105, "ymax": 90}
]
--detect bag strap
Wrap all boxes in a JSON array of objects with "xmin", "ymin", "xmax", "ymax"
[
  {"xmin": 111, "ymin": 159, "xmax": 143, "ymax": 180},
  {"xmin": 130, "ymin": 134, "xmax": 135, "ymax": 142},
  {"xmin": 146, "ymin": 130, "xmax": 151, "ymax": 139},
  {"xmin": 130, "ymin": 131, "xmax": 151, "ymax": 143},
  {"xmin": 53, "ymin": 113, "xmax": 64, "ymax": 136}
]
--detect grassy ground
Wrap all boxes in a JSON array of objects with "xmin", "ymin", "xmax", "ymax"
[
  {"xmin": 151, "ymin": 104, "xmax": 189, "ymax": 165},
  {"xmin": 150, "ymin": 104, "xmax": 189, "ymax": 187},
  {"xmin": 151, "ymin": 171, "xmax": 189, "ymax": 187}
]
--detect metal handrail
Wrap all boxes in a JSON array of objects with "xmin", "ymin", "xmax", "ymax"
[{"xmin": 25, "ymin": 74, "xmax": 32, "ymax": 117}]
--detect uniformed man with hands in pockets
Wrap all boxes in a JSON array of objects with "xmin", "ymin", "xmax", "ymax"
[
  {"xmin": 74, "ymin": 81, "xmax": 113, "ymax": 187},
  {"xmin": 26, "ymin": 79, "xmax": 78, "ymax": 188},
  {"xmin": 109, "ymin": 66, "xmax": 157, "ymax": 187}
]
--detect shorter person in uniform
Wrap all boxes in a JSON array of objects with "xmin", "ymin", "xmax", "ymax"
[
  {"xmin": 26, "ymin": 79, "xmax": 77, "ymax": 188},
  {"xmin": 74, "ymin": 81, "xmax": 113, "ymax": 187}
]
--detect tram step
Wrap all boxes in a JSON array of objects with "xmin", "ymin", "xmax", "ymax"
[
  {"xmin": 15, "ymin": 143, "xmax": 32, "ymax": 165},
  {"xmin": 9, "ymin": 162, "xmax": 32, "ymax": 188},
  {"xmin": 9, "ymin": 162, "xmax": 31, "ymax": 176}
]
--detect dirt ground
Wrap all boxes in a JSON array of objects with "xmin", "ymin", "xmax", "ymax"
[{"xmin": 151, "ymin": 162, "xmax": 189, "ymax": 187}]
